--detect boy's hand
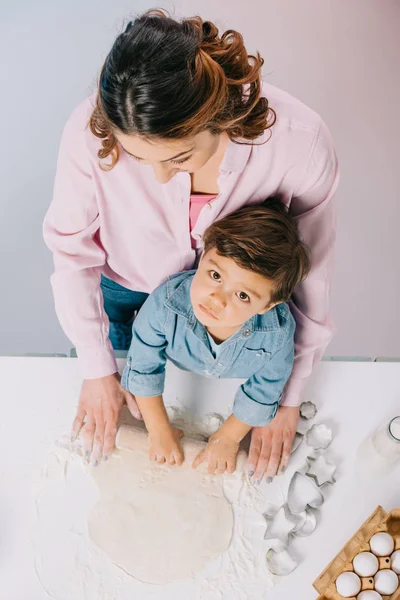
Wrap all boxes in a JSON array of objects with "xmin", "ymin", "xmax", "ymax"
[
  {"xmin": 149, "ymin": 425, "xmax": 184, "ymax": 466},
  {"xmin": 192, "ymin": 432, "xmax": 239, "ymax": 475}
]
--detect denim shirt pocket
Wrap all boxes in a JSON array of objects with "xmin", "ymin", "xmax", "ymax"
[
  {"xmin": 233, "ymin": 347, "xmax": 271, "ymax": 377},
  {"xmin": 241, "ymin": 347, "xmax": 271, "ymax": 364}
]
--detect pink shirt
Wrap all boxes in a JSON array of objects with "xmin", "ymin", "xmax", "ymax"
[
  {"xmin": 43, "ymin": 82, "xmax": 339, "ymax": 406},
  {"xmin": 190, "ymin": 194, "xmax": 217, "ymax": 247}
]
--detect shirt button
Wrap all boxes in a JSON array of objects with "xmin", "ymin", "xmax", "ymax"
[
  {"xmin": 243, "ymin": 329, "xmax": 251, "ymax": 337},
  {"xmin": 256, "ymin": 351, "xmax": 263, "ymax": 357},
  {"xmin": 192, "ymin": 233, "xmax": 202, "ymax": 240},
  {"xmin": 206, "ymin": 202, "xmax": 212, "ymax": 210},
  {"xmin": 217, "ymin": 362, "xmax": 223, "ymax": 367}
]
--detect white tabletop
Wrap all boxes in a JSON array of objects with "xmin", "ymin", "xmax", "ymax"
[{"xmin": 0, "ymin": 357, "xmax": 399, "ymax": 600}]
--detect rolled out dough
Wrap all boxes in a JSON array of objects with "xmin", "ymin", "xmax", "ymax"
[{"xmin": 88, "ymin": 444, "xmax": 233, "ymax": 584}]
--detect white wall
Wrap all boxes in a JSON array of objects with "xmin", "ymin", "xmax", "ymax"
[{"xmin": 1, "ymin": 0, "xmax": 399, "ymax": 358}]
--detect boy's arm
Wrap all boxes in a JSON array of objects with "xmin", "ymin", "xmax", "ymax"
[
  {"xmin": 135, "ymin": 394, "xmax": 183, "ymax": 465},
  {"xmin": 121, "ymin": 285, "xmax": 169, "ymax": 398},
  {"xmin": 233, "ymin": 315, "xmax": 296, "ymax": 428},
  {"xmin": 135, "ymin": 394, "xmax": 170, "ymax": 433},
  {"xmin": 237, "ymin": 317, "xmax": 297, "ymax": 480},
  {"xmin": 121, "ymin": 285, "xmax": 183, "ymax": 465},
  {"xmin": 193, "ymin": 318, "xmax": 295, "ymax": 475}
]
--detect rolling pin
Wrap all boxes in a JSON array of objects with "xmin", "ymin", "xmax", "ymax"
[{"xmin": 115, "ymin": 423, "xmax": 248, "ymax": 474}]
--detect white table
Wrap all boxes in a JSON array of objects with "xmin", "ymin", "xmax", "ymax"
[{"xmin": 0, "ymin": 357, "xmax": 399, "ymax": 600}]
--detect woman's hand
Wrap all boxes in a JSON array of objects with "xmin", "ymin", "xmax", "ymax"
[
  {"xmin": 71, "ymin": 373, "xmax": 141, "ymax": 465},
  {"xmin": 149, "ymin": 425, "xmax": 184, "ymax": 465},
  {"xmin": 248, "ymin": 406, "xmax": 300, "ymax": 483},
  {"xmin": 192, "ymin": 432, "xmax": 240, "ymax": 475}
]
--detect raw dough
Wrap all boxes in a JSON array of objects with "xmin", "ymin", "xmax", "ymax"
[
  {"xmin": 88, "ymin": 445, "xmax": 233, "ymax": 584},
  {"xmin": 32, "ymin": 415, "xmax": 274, "ymax": 599}
]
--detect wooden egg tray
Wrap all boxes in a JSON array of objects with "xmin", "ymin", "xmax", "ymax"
[{"xmin": 314, "ymin": 506, "xmax": 400, "ymax": 599}]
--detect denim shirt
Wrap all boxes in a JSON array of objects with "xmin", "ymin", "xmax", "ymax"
[{"xmin": 122, "ymin": 271, "xmax": 295, "ymax": 427}]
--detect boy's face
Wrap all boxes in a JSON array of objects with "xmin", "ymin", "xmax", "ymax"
[{"xmin": 190, "ymin": 249, "xmax": 278, "ymax": 330}]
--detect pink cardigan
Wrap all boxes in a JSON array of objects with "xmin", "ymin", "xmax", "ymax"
[{"xmin": 43, "ymin": 82, "xmax": 339, "ymax": 406}]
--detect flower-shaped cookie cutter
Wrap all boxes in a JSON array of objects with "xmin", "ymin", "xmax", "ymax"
[{"xmin": 306, "ymin": 424, "xmax": 333, "ymax": 451}]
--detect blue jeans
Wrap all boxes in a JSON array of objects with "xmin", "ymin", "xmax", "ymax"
[{"xmin": 100, "ymin": 275, "xmax": 149, "ymax": 350}]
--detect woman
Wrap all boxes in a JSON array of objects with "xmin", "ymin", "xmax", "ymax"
[{"xmin": 44, "ymin": 10, "xmax": 339, "ymax": 480}]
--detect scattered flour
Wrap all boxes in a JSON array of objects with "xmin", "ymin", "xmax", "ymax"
[{"xmin": 30, "ymin": 412, "xmax": 275, "ymax": 600}]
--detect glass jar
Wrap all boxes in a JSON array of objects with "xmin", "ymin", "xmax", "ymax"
[
  {"xmin": 371, "ymin": 417, "xmax": 400, "ymax": 463},
  {"xmin": 356, "ymin": 416, "xmax": 400, "ymax": 476}
]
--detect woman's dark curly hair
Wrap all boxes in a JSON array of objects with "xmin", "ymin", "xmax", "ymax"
[{"xmin": 89, "ymin": 9, "xmax": 276, "ymax": 169}]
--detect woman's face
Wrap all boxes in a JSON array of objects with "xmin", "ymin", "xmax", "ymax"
[{"xmin": 115, "ymin": 130, "xmax": 225, "ymax": 184}]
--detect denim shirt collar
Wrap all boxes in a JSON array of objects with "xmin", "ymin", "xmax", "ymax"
[{"xmin": 164, "ymin": 271, "xmax": 282, "ymax": 334}]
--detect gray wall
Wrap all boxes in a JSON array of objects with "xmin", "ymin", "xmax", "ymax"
[{"xmin": 1, "ymin": 0, "xmax": 399, "ymax": 357}]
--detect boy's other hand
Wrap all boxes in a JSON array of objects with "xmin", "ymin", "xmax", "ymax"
[
  {"xmin": 248, "ymin": 406, "xmax": 299, "ymax": 483},
  {"xmin": 149, "ymin": 425, "xmax": 184, "ymax": 466},
  {"xmin": 192, "ymin": 432, "xmax": 239, "ymax": 474}
]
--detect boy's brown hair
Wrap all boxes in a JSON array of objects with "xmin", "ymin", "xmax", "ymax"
[{"xmin": 203, "ymin": 197, "xmax": 311, "ymax": 304}]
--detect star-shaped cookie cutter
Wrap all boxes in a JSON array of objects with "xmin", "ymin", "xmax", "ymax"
[{"xmin": 305, "ymin": 453, "xmax": 336, "ymax": 487}]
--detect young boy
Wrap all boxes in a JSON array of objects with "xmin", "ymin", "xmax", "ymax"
[{"xmin": 121, "ymin": 198, "xmax": 310, "ymax": 474}]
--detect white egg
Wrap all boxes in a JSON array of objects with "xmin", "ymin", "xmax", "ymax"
[
  {"xmin": 369, "ymin": 532, "xmax": 395, "ymax": 556},
  {"xmin": 391, "ymin": 549, "xmax": 400, "ymax": 574},
  {"xmin": 353, "ymin": 552, "xmax": 379, "ymax": 576},
  {"xmin": 357, "ymin": 591, "xmax": 383, "ymax": 600},
  {"xmin": 336, "ymin": 571, "xmax": 362, "ymax": 597},
  {"xmin": 374, "ymin": 569, "xmax": 399, "ymax": 595}
]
